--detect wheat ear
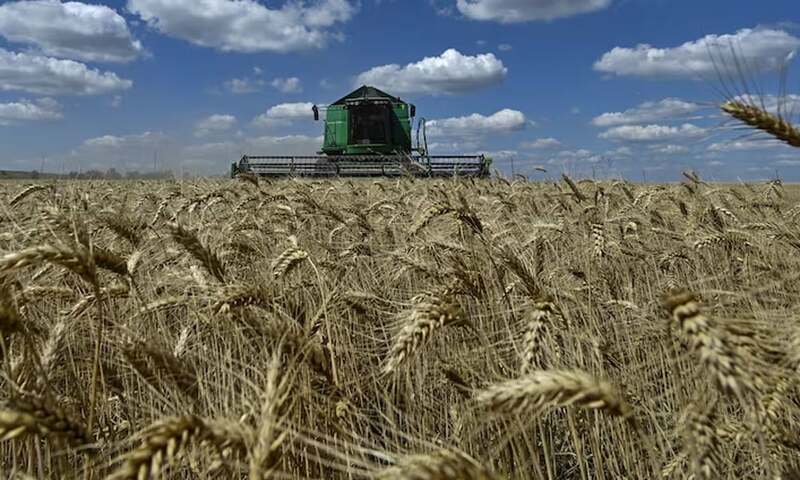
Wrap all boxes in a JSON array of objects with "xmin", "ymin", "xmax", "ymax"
[
  {"xmin": 663, "ymin": 290, "xmax": 753, "ymax": 397},
  {"xmin": 167, "ymin": 222, "xmax": 226, "ymax": 282},
  {"xmin": 383, "ymin": 289, "xmax": 463, "ymax": 374},
  {"xmin": 0, "ymin": 393, "xmax": 90, "ymax": 448},
  {"xmin": 377, "ymin": 449, "xmax": 500, "ymax": 480},
  {"xmin": 108, "ymin": 415, "xmax": 236, "ymax": 480},
  {"xmin": 475, "ymin": 369, "xmax": 632, "ymax": 418},
  {"xmin": 521, "ymin": 298, "xmax": 559, "ymax": 372},
  {"xmin": 721, "ymin": 100, "xmax": 800, "ymax": 148},
  {"xmin": 271, "ymin": 247, "xmax": 308, "ymax": 279},
  {"xmin": 678, "ymin": 398, "xmax": 721, "ymax": 480},
  {"xmin": 9, "ymin": 184, "xmax": 50, "ymax": 207}
]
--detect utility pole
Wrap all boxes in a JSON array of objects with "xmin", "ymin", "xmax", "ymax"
[{"xmin": 511, "ymin": 156, "xmax": 516, "ymax": 176}]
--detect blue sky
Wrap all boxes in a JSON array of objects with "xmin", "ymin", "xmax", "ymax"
[{"xmin": 0, "ymin": 0, "xmax": 798, "ymax": 180}]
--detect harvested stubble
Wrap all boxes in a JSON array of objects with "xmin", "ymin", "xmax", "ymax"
[{"xmin": 0, "ymin": 176, "xmax": 798, "ymax": 479}]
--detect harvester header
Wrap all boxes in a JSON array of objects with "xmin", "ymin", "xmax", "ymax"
[{"xmin": 231, "ymin": 85, "xmax": 490, "ymax": 177}]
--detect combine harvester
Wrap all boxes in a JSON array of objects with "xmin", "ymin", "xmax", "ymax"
[{"xmin": 231, "ymin": 86, "xmax": 490, "ymax": 178}]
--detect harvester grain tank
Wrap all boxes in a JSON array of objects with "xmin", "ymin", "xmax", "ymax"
[{"xmin": 231, "ymin": 85, "xmax": 490, "ymax": 177}]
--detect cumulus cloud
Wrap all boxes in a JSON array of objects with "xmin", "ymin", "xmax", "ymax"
[
  {"xmin": 520, "ymin": 137, "xmax": 562, "ymax": 149},
  {"xmin": 61, "ymin": 131, "xmax": 174, "ymax": 173},
  {"xmin": 594, "ymin": 28, "xmax": 800, "ymax": 78},
  {"xmin": 194, "ymin": 114, "xmax": 237, "ymax": 137},
  {"xmin": 64, "ymin": 131, "xmax": 326, "ymax": 175},
  {"xmin": 127, "ymin": 0, "xmax": 356, "ymax": 53},
  {"xmin": 252, "ymin": 102, "xmax": 315, "ymax": 128},
  {"xmin": 591, "ymin": 98, "xmax": 702, "ymax": 126},
  {"xmin": 270, "ymin": 77, "xmax": 302, "ymax": 93},
  {"xmin": 0, "ymin": 0, "xmax": 143, "ymax": 63},
  {"xmin": 427, "ymin": 140, "xmax": 482, "ymax": 153},
  {"xmin": 547, "ymin": 148, "xmax": 605, "ymax": 165},
  {"xmin": 456, "ymin": 0, "xmax": 611, "ymax": 23},
  {"xmin": 0, "ymin": 48, "xmax": 132, "ymax": 95},
  {"xmin": 427, "ymin": 109, "xmax": 527, "ymax": 137},
  {"xmin": 355, "ymin": 49, "xmax": 507, "ymax": 95},
  {"xmin": 708, "ymin": 139, "xmax": 785, "ymax": 152},
  {"xmin": 224, "ymin": 77, "xmax": 265, "ymax": 94},
  {"xmin": 181, "ymin": 134, "xmax": 323, "ymax": 172},
  {"xmin": 225, "ymin": 75, "xmax": 302, "ymax": 94},
  {"xmin": 649, "ymin": 144, "xmax": 689, "ymax": 155},
  {"xmin": 599, "ymin": 123, "xmax": 706, "ymax": 142},
  {"xmin": 83, "ymin": 131, "xmax": 167, "ymax": 149},
  {"xmin": 0, "ymin": 97, "xmax": 62, "ymax": 125}
]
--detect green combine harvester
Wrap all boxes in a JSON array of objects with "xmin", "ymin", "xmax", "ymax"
[{"xmin": 231, "ymin": 86, "xmax": 490, "ymax": 177}]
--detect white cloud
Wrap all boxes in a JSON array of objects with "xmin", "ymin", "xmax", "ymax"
[
  {"xmin": 0, "ymin": 48, "xmax": 132, "ymax": 95},
  {"xmin": 0, "ymin": 0, "xmax": 143, "ymax": 63},
  {"xmin": 594, "ymin": 28, "xmax": 800, "ymax": 78},
  {"xmin": 521, "ymin": 137, "xmax": 562, "ymax": 149},
  {"xmin": 774, "ymin": 159, "xmax": 800, "ymax": 167},
  {"xmin": 83, "ymin": 131, "xmax": 167, "ymax": 149},
  {"xmin": 606, "ymin": 146, "xmax": 632, "ymax": 157},
  {"xmin": 355, "ymin": 49, "xmax": 507, "ymax": 95},
  {"xmin": 252, "ymin": 102, "xmax": 315, "ymax": 128},
  {"xmin": 224, "ymin": 75, "xmax": 303, "ymax": 94},
  {"xmin": 548, "ymin": 148, "xmax": 605, "ymax": 164},
  {"xmin": 128, "ymin": 0, "xmax": 356, "ymax": 53},
  {"xmin": 181, "ymin": 134, "xmax": 323, "ymax": 171},
  {"xmin": 498, "ymin": 43, "xmax": 512, "ymax": 51},
  {"xmin": 708, "ymin": 140, "xmax": 785, "ymax": 152},
  {"xmin": 599, "ymin": 123, "xmax": 706, "ymax": 142},
  {"xmin": 0, "ymin": 97, "xmax": 62, "ymax": 125},
  {"xmin": 591, "ymin": 98, "xmax": 702, "ymax": 126},
  {"xmin": 61, "ymin": 131, "xmax": 174, "ymax": 173},
  {"xmin": 224, "ymin": 77, "xmax": 265, "ymax": 94},
  {"xmin": 194, "ymin": 114, "xmax": 237, "ymax": 137},
  {"xmin": 63, "ymin": 131, "xmax": 326, "ymax": 175},
  {"xmin": 480, "ymin": 149, "xmax": 517, "ymax": 159},
  {"xmin": 456, "ymin": 0, "xmax": 611, "ymax": 23},
  {"xmin": 271, "ymin": 77, "xmax": 302, "ymax": 93},
  {"xmin": 427, "ymin": 109, "xmax": 527, "ymax": 137},
  {"xmin": 649, "ymin": 144, "xmax": 689, "ymax": 155},
  {"xmin": 427, "ymin": 140, "xmax": 482, "ymax": 153}
]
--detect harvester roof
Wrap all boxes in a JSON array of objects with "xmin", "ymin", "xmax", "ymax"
[{"xmin": 331, "ymin": 85, "xmax": 405, "ymax": 106}]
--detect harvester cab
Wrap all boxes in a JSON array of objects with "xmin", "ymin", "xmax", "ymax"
[{"xmin": 231, "ymin": 85, "xmax": 489, "ymax": 177}]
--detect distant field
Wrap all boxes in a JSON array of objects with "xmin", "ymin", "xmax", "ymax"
[
  {"xmin": 0, "ymin": 170, "xmax": 65, "ymax": 180},
  {"xmin": 0, "ymin": 177, "xmax": 798, "ymax": 479}
]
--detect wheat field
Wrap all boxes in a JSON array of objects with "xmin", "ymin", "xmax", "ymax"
[{"xmin": 0, "ymin": 172, "xmax": 799, "ymax": 479}]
